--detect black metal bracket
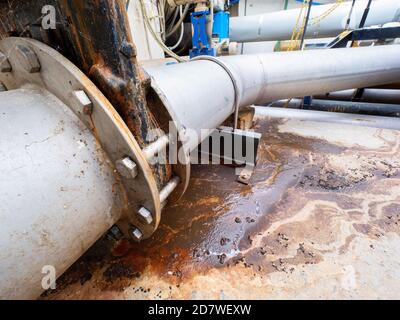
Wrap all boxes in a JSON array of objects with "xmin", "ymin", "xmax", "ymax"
[
  {"xmin": 192, "ymin": 126, "xmax": 262, "ymax": 185},
  {"xmin": 327, "ymin": 26, "xmax": 400, "ymax": 48}
]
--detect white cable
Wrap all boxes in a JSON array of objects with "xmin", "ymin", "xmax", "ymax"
[
  {"xmin": 139, "ymin": 0, "xmax": 187, "ymax": 62},
  {"xmin": 169, "ymin": 6, "xmax": 185, "ymax": 50}
]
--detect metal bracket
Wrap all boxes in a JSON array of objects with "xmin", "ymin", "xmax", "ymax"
[
  {"xmin": 193, "ymin": 126, "xmax": 262, "ymax": 184},
  {"xmin": 327, "ymin": 26, "xmax": 400, "ymax": 48}
]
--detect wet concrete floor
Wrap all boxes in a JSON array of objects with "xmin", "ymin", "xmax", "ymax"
[{"xmin": 43, "ymin": 112, "xmax": 400, "ymax": 299}]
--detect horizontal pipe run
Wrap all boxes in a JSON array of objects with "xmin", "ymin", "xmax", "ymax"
[
  {"xmin": 230, "ymin": 0, "xmax": 400, "ymax": 43},
  {"xmin": 0, "ymin": 88, "xmax": 125, "ymax": 299},
  {"xmin": 315, "ymin": 88, "xmax": 400, "ymax": 104},
  {"xmin": 271, "ymin": 98, "xmax": 400, "ymax": 117},
  {"xmin": 255, "ymin": 106, "xmax": 400, "ymax": 131}
]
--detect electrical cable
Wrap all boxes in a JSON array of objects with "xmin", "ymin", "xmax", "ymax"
[
  {"xmin": 139, "ymin": 0, "xmax": 187, "ymax": 62},
  {"xmin": 166, "ymin": 7, "xmax": 180, "ymax": 33},
  {"xmin": 169, "ymin": 6, "xmax": 185, "ymax": 50},
  {"xmin": 166, "ymin": 4, "xmax": 190, "ymax": 38}
]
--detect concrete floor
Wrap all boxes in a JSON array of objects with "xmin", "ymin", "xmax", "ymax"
[{"xmin": 42, "ymin": 110, "xmax": 400, "ymax": 300}]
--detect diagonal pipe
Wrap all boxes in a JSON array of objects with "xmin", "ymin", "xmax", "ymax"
[{"xmin": 145, "ymin": 45, "xmax": 400, "ymax": 153}]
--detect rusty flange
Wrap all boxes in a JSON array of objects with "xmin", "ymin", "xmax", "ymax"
[{"xmin": 0, "ymin": 37, "xmax": 162, "ymax": 240}]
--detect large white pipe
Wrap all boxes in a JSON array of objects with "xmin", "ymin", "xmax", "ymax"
[
  {"xmin": 230, "ymin": 0, "xmax": 400, "ymax": 43},
  {"xmin": 0, "ymin": 37, "xmax": 161, "ymax": 300},
  {"xmin": 0, "ymin": 87, "xmax": 126, "ymax": 299},
  {"xmin": 145, "ymin": 45, "xmax": 400, "ymax": 152}
]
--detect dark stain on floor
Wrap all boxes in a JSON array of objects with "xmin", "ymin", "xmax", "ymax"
[{"xmin": 41, "ymin": 116, "xmax": 400, "ymax": 299}]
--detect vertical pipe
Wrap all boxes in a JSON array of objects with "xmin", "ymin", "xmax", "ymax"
[
  {"xmin": 345, "ymin": 0, "xmax": 357, "ymax": 30},
  {"xmin": 300, "ymin": 0, "xmax": 313, "ymax": 50},
  {"xmin": 159, "ymin": 176, "xmax": 181, "ymax": 203}
]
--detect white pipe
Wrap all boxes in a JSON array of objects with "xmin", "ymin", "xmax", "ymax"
[
  {"xmin": 255, "ymin": 106, "xmax": 400, "ymax": 131},
  {"xmin": 230, "ymin": 0, "xmax": 400, "ymax": 43},
  {"xmin": 145, "ymin": 45, "xmax": 400, "ymax": 153},
  {"xmin": 315, "ymin": 88, "xmax": 400, "ymax": 104},
  {"xmin": 0, "ymin": 87, "xmax": 125, "ymax": 299}
]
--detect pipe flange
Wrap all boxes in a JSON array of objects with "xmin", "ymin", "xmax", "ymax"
[{"xmin": 0, "ymin": 37, "xmax": 161, "ymax": 240}]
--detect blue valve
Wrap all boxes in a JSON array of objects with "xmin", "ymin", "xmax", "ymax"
[{"xmin": 190, "ymin": 10, "xmax": 216, "ymax": 58}]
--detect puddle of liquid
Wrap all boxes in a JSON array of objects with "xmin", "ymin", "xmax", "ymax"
[{"xmin": 43, "ymin": 116, "xmax": 400, "ymax": 298}]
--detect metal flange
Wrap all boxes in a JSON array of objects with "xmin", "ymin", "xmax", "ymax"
[{"xmin": 0, "ymin": 37, "xmax": 162, "ymax": 240}]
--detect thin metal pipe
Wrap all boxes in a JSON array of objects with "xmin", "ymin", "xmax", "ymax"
[
  {"xmin": 256, "ymin": 106, "xmax": 400, "ymax": 131},
  {"xmin": 359, "ymin": 0, "xmax": 373, "ymax": 28},
  {"xmin": 315, "ymin": 88, "xmax": 400, "ymax": 104},
  {"xmin": 300, "ymin": 0, "xmax": 313, "ymax": 51},
  {"xmin": 345, "ymin": 0, "xmax": 357, "ymax": 30},
  {"xmin": 271, "ymin": 98, "xmax": 400, "ymax": 117}
]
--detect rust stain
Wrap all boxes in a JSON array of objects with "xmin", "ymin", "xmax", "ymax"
[{"xmin": 42, "ymin": 115, "xmax": 400, "ymax": 300}]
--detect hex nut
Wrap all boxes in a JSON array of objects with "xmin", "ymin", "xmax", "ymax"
[
  {"xmin": 130, "ymin": 227, "xmax": 143, "ymax": 242},
  {"xmin": 0, "ymin": 51, "xmax": 12, "ymax": 73},
  {"xmin": 73, "ymin": 90, "xmax": 93, "ymax": 115},
  {"xmin": 138, "ymin": 207, "xmax": 153, "ymax": 225},
  {"xmin": 15, "ymin": 45, "xmax": 41, "ymax": 73},
  {"xmin": 116, "ymin": 157, "xmax": 138, "ymax": 179}
]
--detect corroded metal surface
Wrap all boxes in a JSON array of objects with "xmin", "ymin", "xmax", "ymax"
[{"xmin": 43, "ymin": 113, "xmax": 400, "ymax": 299}]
